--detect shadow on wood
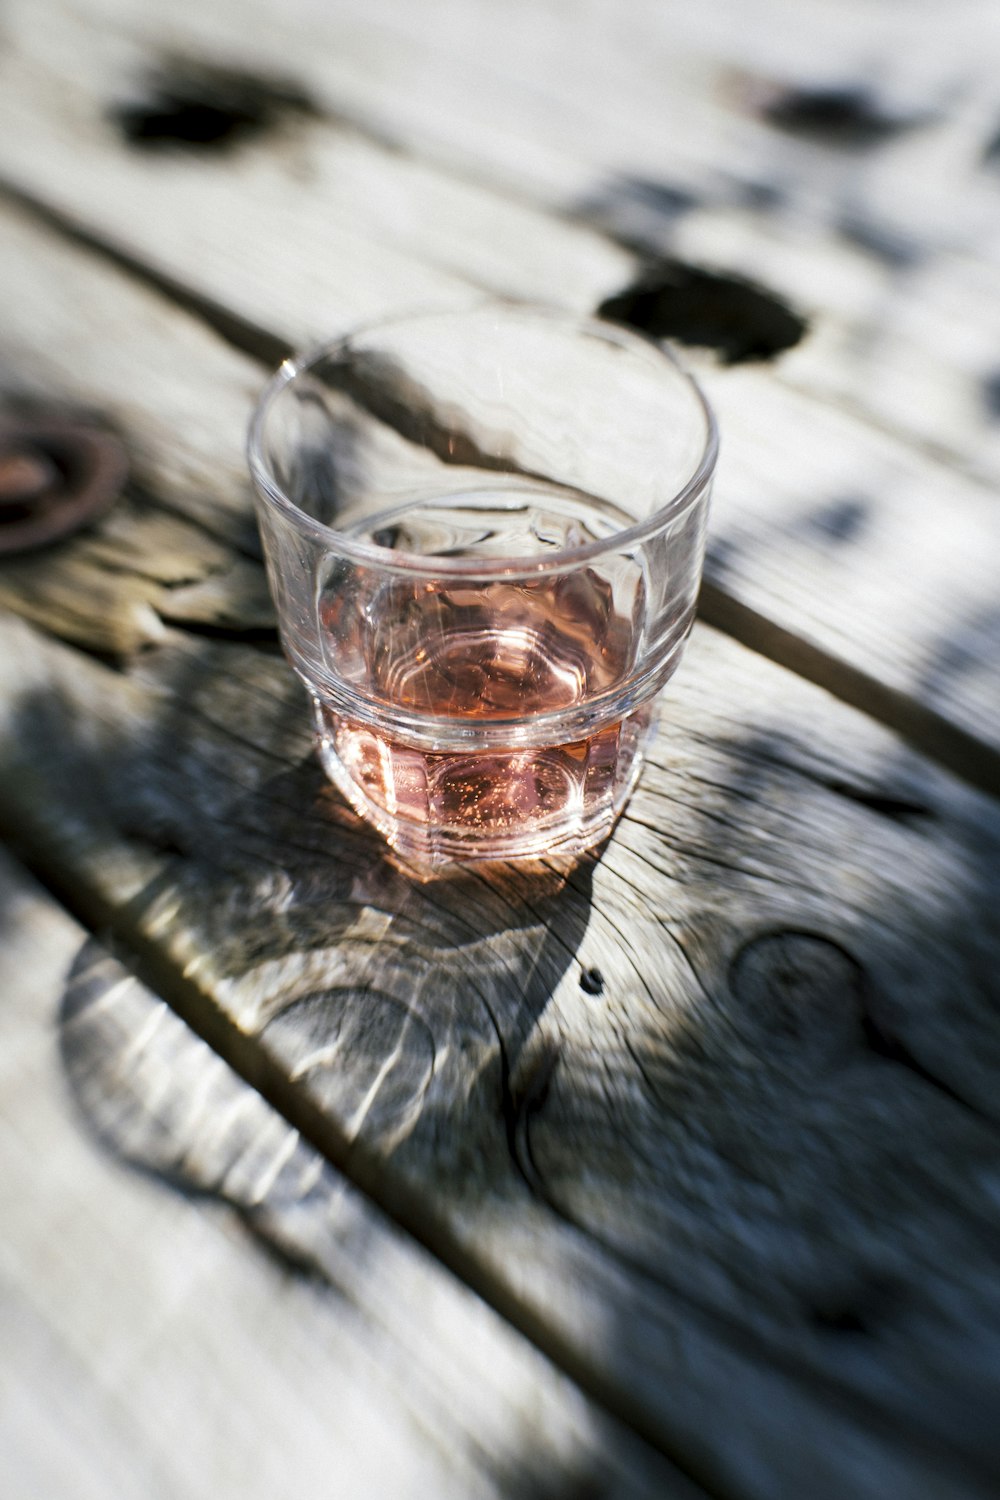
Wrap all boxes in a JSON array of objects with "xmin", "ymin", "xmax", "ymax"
[{"xmin": 4, "ymin": 619, "xmax": 1000, "ymax": 1498}]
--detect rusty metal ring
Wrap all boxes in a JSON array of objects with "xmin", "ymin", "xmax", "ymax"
[{"xmin": 0, "ymin": 418, "xmax": 128, "ymax": 556}]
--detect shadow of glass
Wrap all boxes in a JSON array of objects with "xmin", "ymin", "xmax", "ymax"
[
  {"xmin": 42, "ymin": 636, "xmax": 676, "ymax": 1496},
  {"xmin": 33, "ymin": 629, "xmax": 600, "ymax": 1202},
  {"xmin": 56, "ymin": 932, "xmax": 684, "ymax": 1500}
]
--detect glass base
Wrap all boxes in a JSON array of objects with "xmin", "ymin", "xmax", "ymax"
[{"xmin": 311, "ymin": 694, "xmax": 655, "ymax": 872}]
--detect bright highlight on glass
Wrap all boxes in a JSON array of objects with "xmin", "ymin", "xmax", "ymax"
[{"xmin": 248, "ymin": 304, "xmax": 718, "ymax": 870}]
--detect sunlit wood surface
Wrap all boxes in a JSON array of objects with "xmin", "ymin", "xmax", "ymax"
[{"xmin": 1, "ymin": 2, "xmax": 999, "ymax": 1495}]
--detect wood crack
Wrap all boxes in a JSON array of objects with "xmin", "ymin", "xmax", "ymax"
[{"xmin": 859, "ymin": 1012, "xmax": 996, "ymax": 1129}]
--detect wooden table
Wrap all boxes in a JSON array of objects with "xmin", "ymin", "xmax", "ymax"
[{"xmin": 2, "ymin": 1, "xmax": 999, "ymax": 1495}]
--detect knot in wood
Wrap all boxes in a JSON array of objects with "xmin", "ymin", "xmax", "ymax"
[
  {"xmin": 598, "ymin": 259, "xmax": 806, "ymax": 364},
  {"xmin": 728, "ymin": 930, "xmax": 868, "ymax": 1071}
]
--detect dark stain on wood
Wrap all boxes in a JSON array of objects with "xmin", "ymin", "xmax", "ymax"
[
  {"xmin": 803, "ymin": 496, "xmax": 870, "ymax": 545},
  {"xmin": 111, "ymin": 58, "xmax": 318, "ymax": 152},
  {"xmin": 597, "ymin": 261, "xmax": 807, "ymax": 364},
  {"xmin": 757, "ymin": 84, "xmax": 924, "ymax": 148}
]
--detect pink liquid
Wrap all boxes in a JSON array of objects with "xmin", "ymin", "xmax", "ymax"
[{"xmin": 313, "ymin": 568, "xmax": 652, "ymax": 865}]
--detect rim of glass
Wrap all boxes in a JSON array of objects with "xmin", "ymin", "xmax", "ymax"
[{"xmin": 247, "ymin": 302, "xmax": 719, "ymax": 576}]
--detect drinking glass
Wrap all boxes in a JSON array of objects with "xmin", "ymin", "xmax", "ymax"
[{"xmin": 248, "ymin": 304, "xmax": 717, "ymax": 869}]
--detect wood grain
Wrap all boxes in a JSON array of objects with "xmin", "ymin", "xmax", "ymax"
[
  {"xmin": 0, "ymin": 602, "xmax": 998, "ymax": 1498},
  {"xmin": 0, "ymin": 846, "xmax": 689, "ymax": 1498},
  {"xmin": 1, "ymin": 9, "xmax": 998, "ymax": 782},
  {"xmin": 2, "ymin": 3, "xmax": 999, "ymax": 1493},
  {"xmin": 9, "ymin": 0, "xmax": 996, "ymax": 474}
]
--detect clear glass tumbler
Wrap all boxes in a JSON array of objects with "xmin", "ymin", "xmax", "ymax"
[{"xmin": 248, "ymin": 304, "xmax": 717, "ymax": 869}]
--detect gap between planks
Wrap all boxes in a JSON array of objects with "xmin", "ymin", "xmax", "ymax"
[{"xmin": 698, "ymin": 582, "xmax": 1000, "ymax": 799}]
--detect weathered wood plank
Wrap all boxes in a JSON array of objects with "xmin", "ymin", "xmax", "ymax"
[
  {"xmin": 1, "ymin": 604, "xmax": 998, "ymax": 1498},
  {"xmin": 51, "ymin": 0, "xmax": 999, "ymax": 238},
  {"xmin": 0, "ymin": 846, "xmax": 689, "ymax": 1499},
  {"xmin": 2, "ymin": 5, "xmax": 999, "ymax": 1492},
  {"xmin": 11, "ymin": 0, "xmax": 997, "ymax": 477},
  {"xmin": 2, "ymin": 13, "xmax": 999, "ymax": 781},
  {"xmin": 0, "ymin": 496, "xmax": 273, "ymax": 655},
  {"xmin": 0, "ymin": 204, "xmax": 263, "ymax": 550},
  {"xmin": 0, "ymin": 3, "xmax": 631, "ymax": 328},
  {"xmin": 1, "ymin": 197, "xmax": 999, "ymax": 797},
  {"xmin": 693, "ymin": 361, "xmax": 1000, "ymax": 784}
]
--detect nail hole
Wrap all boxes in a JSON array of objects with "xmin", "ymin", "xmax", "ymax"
[{"xmin": 579, "ymin": 966, "xmax": 605, "ymax": 996}]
